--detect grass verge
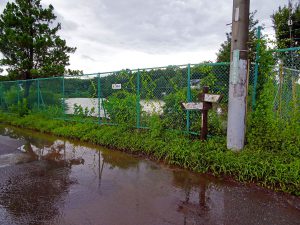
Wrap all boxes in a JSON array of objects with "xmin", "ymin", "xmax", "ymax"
[{"xmin": 0, "ymin": 112, "xmax": 299, "ymax": 196}]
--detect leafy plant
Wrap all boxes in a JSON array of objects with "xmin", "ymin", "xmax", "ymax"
[
  {"xmin": 3, "ymin": 85, "xmax": 19, "ymax": 108},
  {"xmin": 73, "ymin": 103, "xmax": 95, "ymax": 117},
  {"xmin": 247, "ymin": 39, "xmax": 300, "ymax": 154},
  {"xmin": 104, "ymin": 91, "xmax": 137, "ymax": 126},
  {"xmin": 10, "ymin": 98, "xmax": 29, "ymax": 117}
]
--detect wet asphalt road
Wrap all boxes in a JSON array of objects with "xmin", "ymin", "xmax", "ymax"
[{"xmin": 0, "ymin": 125, "xmax": 299, "ymax": 225}]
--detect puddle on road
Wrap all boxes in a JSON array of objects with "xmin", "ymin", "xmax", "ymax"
[
  {"xmin": 0, "ymin": 153, "xmax": 33, "ymax": 168},
  {"xmin": 0, "ymin": 125, "xmax": 299, "ymax": 225}
]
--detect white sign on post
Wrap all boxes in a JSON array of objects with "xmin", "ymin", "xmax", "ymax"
[
  {"xmin": 112, "ymin": 84, "xmax": 122, "ymax": 90},
  {"xmin": 181, "ymin": 102, "xmax": 203, "ymax": 110},
  {"xmin": 204, "ymin": 94, "xmax": 222, "ymax": 103}
]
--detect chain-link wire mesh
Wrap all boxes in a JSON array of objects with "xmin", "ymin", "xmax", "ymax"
[
  {"xmin": 100, "ymin": 70, "xmax": 136, "ymax": 126},
  {"xmin": 64, "ymin": 73, "xmax": 99, "ymax": 123},
  {"xmin": 0, "ymin": 81, "xmax": 17, "ymax": 113},
  {"xmin": 0, "ymin": 79, "xmax": 39, "ymax": 114},
  {"xmin": 189, "ymin": 63, "xmax": 231, "ymax": 135},
  {"xmin": 271, "ymin": 50, "xmax": 300, "ymax": 119},
  {"xmin": 38, "ymin": 77, "xmax": 64, "ymax": 117},
  {"xmin": 138, "ymin": 65, "xmax": 187, "ymax": 130},
  {"xmin": 0, "ymin": 63, "xmax": 235, "ymax": 135},
  {"xmin": 0, "ymin": 62, "xmax": 257, "ymax": 136},
  {"xmin": 248, "ymin": 62, "xmax": 256, "ymax": 108}
]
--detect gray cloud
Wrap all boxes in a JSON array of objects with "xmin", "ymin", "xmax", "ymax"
[
  {"xmin": 54, "ymin": 10, "xmax": 79, "ymax": 32},
  {"xmin": 53, "ymin": 0, "xmax": 286, "ymax": 55},
  {"xmin": 82, "ymin": 0, "xmax": 231, "ymax": 53},
  {"xmin": 81, "ymin": 54, "xmax": 96, "ymax": 61}
]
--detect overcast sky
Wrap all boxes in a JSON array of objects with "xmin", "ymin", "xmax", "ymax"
[{"xmin": 0, "ymin": 0, "xmax": 289, "ymax": 74}]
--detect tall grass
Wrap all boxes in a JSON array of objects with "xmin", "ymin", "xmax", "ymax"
[{"xmin": 0, "ymin": 112, "xmax": 299, "ymax": 196}]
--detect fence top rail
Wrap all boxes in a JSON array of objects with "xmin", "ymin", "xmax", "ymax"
[
  {"xmin": 67, "ymin": 62, "xmax": 230, "ymax": 75},
  {"xmin": 270, "ymin": 46, "xmax": 300, "ymax": 53},
  {"xmin": 0, "ymin": 76, "xmax": 64, "ymax": 84},
  {"xmin": 0, "ymin": 61, "xmax": 231, "ymax": 84},
  {"xmin": 132, "ymin": 62, "xmax": 230, "ymax": 72}
]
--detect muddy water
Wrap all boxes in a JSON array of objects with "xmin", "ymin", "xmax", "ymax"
[{"xmin": 0, "ymin": 125, "xmax": 299, "ymax": 225}]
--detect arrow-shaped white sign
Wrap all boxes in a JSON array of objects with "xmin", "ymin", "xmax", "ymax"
[
  {"xmin": 204, "ymin": 94, "xmax": 222, "ymax": 103},
  {"xmin": 181, "ymin": 102, "xmax": 203, "ymax": 110}
]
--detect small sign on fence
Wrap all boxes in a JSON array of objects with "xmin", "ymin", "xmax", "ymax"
[{"xmin": 112, "ymin": 84, "xmax": 122, "ymax": 90}]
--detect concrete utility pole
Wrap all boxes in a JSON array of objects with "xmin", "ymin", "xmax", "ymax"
[{"xmin": 227, "ymin": 0, "xmax": 250, "ymax": 151}]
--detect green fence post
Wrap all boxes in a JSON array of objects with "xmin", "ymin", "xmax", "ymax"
[
  {"xmin": 17, "ymin": 81, "xmax": 20, "ymax": 103},
  {"xmin": 37, "ymin": 79, "xmax": 40, "ymax": 110},
  {"xmin": 62, "ymin": 76, "xmax": 65, "ymax": 119},
  {"xmin": 0, "ymin": 84, "xmax": 2, "ymax": 110},
  {"xmin": 252, "ymin": 26, "xmax": 261, "ymax": 110},
  {"xmin": 136, "ymin": 69, "xmax": 141, "ymax": 129},
  {"xmin": 98, "ymin": 73, "xmax": 101, "ymax": 125},
  {"xmin": 16, "ymin": 81, "xmax": 20, "ymax": 112},
  {"xmin": 186, "ymin": 64, "xmax": 191, "ymax": 132}
]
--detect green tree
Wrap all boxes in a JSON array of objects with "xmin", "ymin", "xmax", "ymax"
[
  {"xmin": 272, "ymin": 2, "xmax": 300, "ymax": 48},
  {"xmin": 216, "ymin": 11, "xmax": 259, "ymax": 62},
  {"xmin": 0, "ymin": 0, "xmax": 76, "ymax": 84}
]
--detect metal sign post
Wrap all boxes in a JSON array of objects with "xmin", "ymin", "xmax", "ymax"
[{"xmin": 181, "ymin": 86, "xmax": 222, "ymax": 141}]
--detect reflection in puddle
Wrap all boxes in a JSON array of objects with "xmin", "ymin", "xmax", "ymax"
[
  {"xmin": 18, "ymin": 140, "xmax": 85, "ymax": 167},
  {"xmin": 0, "ymin": 125, "xmax": 299, "ymax": 225},
  {"xmin": 0, "ymin": 153, "xmax": 33, "ymax": 168}
]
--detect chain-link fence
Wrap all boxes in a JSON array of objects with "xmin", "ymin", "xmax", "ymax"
[
  {"xmin": 271, "ymin": 48, "xmax": 300, "ymax": 119},
  {"xmin": 250, "ymin": 26, "xmax": 299, "ymax": 120},
  {"xmin": 0, "ymin": 63, "xmax": 238, "ymax": 135},
  {"xmin": 2, "ymin": 55, "xmax": 294, "ymax": 135}
]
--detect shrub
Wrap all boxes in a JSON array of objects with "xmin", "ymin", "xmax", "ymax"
[{"xmin": 105, "ymin": 90, "xmax": 137, "ymax": 126}]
